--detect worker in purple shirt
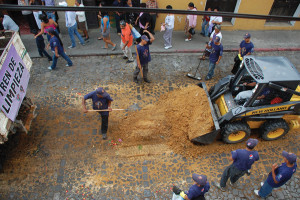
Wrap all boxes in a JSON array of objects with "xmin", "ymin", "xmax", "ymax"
[
  {"xmin": 254, "ymin": 151, "xmax": 297, "ymax": 198},
  {"xmin": 173, "ymin": 173, "xmax": 210, "ymax": 200},
  {"xmin": 215, "ymin": 138, "xmax": 259, "ymax": 191},
  {"xmin": 205, "ymin": 36, "xmax": 223, "ymax": 81}
]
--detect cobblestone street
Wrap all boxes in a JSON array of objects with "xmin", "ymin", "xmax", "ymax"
[{"xmin": 0, "ymin": 52, "xmax": 299, "ymax": 200}]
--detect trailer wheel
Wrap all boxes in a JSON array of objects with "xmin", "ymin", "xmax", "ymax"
[
  {"xmin": 222, "ymin": 121, "xmax": 251, "ymax": 144},
  {"xmin": 260, "ymin": 119, "xmax": 289, "ymax": 141}
]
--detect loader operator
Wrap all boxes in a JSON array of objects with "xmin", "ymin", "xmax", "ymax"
[{"xmin": 234, "ymin": 82, "xmax": 270, "ymax": 105}]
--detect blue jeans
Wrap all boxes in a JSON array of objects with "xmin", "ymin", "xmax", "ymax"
[
  {"xmin": 258, "ymin": 180, "xmax": 274, "ymax": 198},
  {"xmin": 51, "ymin": 51, "xmax": 73, "ymax": 69},
  {"xmin": 68, "ymin": 23, "xmax": 85, "ymax": 47},
  {"xmin": 46, "ymin": 12, "xmax": 56, "ymax": 22},
  {"xmin": 207, "ymin": 61, "xmax": 216, "ymax": 79},
  {"xmin": 201, "ymin": 20, "xmax": 209, "ymax": 36}
]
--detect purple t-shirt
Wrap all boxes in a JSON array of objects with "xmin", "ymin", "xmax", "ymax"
[
  {"xmin": 209, "ymin": 42, "xmax": 223, "ymax": 63},
  {"xmin": 232, "ymin": 149, "xmax": 259, "ymax": 171},
  {"xmin": 50, "ymin": 36, "xmax": 63, "ymax": 54},
  {"xmin": 42, "ymin": 0, "xmax": 55, "ymax": 6},
  {"xmin": 137, "ymin": 43, "xmax": 151, "ymax": 65},
  {"xmin": 186, "ymin": 182, "xmax": 210, "ymax": 199},
  {"xmin": 240, "ymin": 40, "xmax": 254, "ymax": 57},
  {"xmin": 267, "ymin": 162, "xmax": 297, "ymax": 188},
  {"xmin": 84, "ymin": 91, "xmax": 113, "ymax": 116}
]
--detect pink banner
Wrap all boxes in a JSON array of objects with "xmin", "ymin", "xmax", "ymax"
[{"xmin": 0, "ymin": 45, "xmax": 30, "ymax": 121}]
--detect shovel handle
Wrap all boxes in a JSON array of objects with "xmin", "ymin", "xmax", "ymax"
[{"xmin": 87, "ymin": 109, "xmax": 125, "ymax": 112}]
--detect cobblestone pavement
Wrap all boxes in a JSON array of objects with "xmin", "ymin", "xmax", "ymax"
[{"xmin": 0, "ymin": 51, "xmax": 299, "ymax": 200}]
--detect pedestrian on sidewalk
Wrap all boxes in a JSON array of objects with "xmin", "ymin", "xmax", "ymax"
[
  {"xmin": 41, "ymin": 0, "xmax": 56, "ymax": 22},
  {"xmin": 200, "ymin": 7, "xmax": 211, "ymax": 37},
  {"xmin": 35, "ymin": 13, "xmax": 58, "ymax": 41},
  {"xmin": 162, "ymin": 5, "xmax": 174, "ymax": 50},
  {"xmin": 32, "ymin": 29, "xmax": 52, "ymax": 61},
  {"xmin": 82, "ymin": 87, "xmax": 113, "ymax": 140},
  {"xmin": 146, "ymin": 0, "xmax": 158, "ymax": 35},
  {"xmin": 75, "ymin": 0, "xmax": 89, "ymax": 41},
  {"xmin": 112, "ymin": 0, "xmax": 126, "ymax": 35},
  {"xmin": 254, "ymin": 151, "xmax": 297, "ymax": 198},
  {"xmin": 18, "ymin": 0, "xmax": 39, "ymax": 33},
  {"xmin": 120, "ymin": 20, "xmax": 134, "ymax": 63},
  {"xmin": 173, "ymin": 173, "xmax": 210, "ymax": 200},
  {"xmin": 47, "ymin": 28, "xmax": 73, "ymax": 70},
  {"xmin": 100, "ymin": 11, "xmax": 117, "ymax": 51},
  {"xmin": 133, "ymin": 31, "xmax": 155, "ymax": 83},
  {"xmin": 30, "ymin": 0, "xmax": 43, "ymax": 30},
  {"xmin": 135, "ymin": 3, "xmax": 151, "ymax": 37},
  {"xmin": 215, "ymin": 138, "xmax": 259, "ymax": 191},
  {"xmin": 205, "ymin": 36, "xmax": 223, "ymax": 80},
  {"xmin": 209, "ymin": 25, "xmax": 222, "ymax": 43},
  {"xmin": 59, "ymin": 1, "xmax": 85, "ymax": 49},
  {"xmin": 231, "ymin": 33, "xmax": 254, "ymax": 74},
  {"xmin": 184, "ymin": 2, "xmax": 197, "ymax": 42},
  {"xmin": 208, "ymin": 7, "xmax": 222, "ymax": 37}
]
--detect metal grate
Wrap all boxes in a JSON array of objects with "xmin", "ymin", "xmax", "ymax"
[{"xmin": 245, "ymin": 58, "xmax": 264, "ymax": 80}]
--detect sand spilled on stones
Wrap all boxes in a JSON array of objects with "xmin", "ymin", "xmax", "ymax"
[{"xmin": 115, "ymin": 85, "xmax": 215, "ymax": 157}]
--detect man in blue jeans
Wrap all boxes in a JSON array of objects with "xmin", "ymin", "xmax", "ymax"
[
  {"xmin": 205, "ymin": 36, "xmax": 223, "ymax": 80},
  {"xmin": 42, "ymin": 0, "xmax": 56, "ymax": 22},
  {"xmin": 47, "ymin": 28, "xmax": 73, "ymax": 70},
  {"xmin": 254, "ymin": 151, "xmax": 297, "ymax": 198},
  {"xmin": 200, "ymin": 7, "xmax": 211, "ymax": 37},
  {"xmin": 59, "ymin": 1, "xmax": 85, "ymax": 49}
]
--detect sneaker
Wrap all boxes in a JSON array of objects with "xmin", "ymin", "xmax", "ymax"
[
  {"xmin": 81, "ymin": 43, "xmax": 86, "ymax": 46},
  {"xmin": 102, "ymin": 133, "xmax": 107, "ymax": 140},
  {"xmin": 214, "ymin": 182, "xmax": 225, "ymax": 192},
  {"xmin": 112, "ymin": 45, "xmax": 117, "ymax": 51},
  {"xmin": 261, "ymin": 182, "xmax": 264, "ymax": 187},
  {"xmin": 126, "ymin": 60, "xmax": 134, "ymax": 63},
  {"xmin": 185, "ymin": 38, "xmax": 192, "ymax": 42},
  {"xmin": 68, "ymin": 45, "xmax": 75, "ymax": 49},
  {"xmin": 247, "ymin": 170, "xmax": 251, "ymax": 176},
  {"xmin": 133, "ymin": 77, "xmax": 138, "ymax": 83},
  {"xmin": 164, "ymin": 46, "xmax": 172, "ymax": 50},
  {"xmin": 84, "ymin": 37, "xmax": 89, "ymax": 41},
  {"xmin": 65, "ymin": 64, "xmax": 72, "ymax": 67},
  {"xmin": 48, "ymin": 66, "xmax": 53, "ymax": 70},
  {"xmin": 144, "ymin": 78, "xmax": 151, "ymax": 83},
  {"xmin": 229, "ymin": 181, "xmax": 236, "ymax": 187},
  {"xmin": 123, "ymin": 56, "xmax": 128, "ymax": 59},
  {"xmin": 254, "ymin": 189, "xmax": 260, "ymax": 197},
  {"xmin": 205, "ymin": 76, "xmax": 211, "ymax": 81},
  {"xmin": 102, "ymin": 46, "xmax": 108, "ymax": 49}
]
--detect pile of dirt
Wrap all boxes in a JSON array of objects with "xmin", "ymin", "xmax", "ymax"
[{"xmin": 115, "ymin": 85, "xmax": 215, "ymax": 157}]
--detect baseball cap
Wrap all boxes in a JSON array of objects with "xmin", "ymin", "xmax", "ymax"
[
  {"xmin": 214, "ymin": 36, "xmax": 220, "ymax": 43},
  {"xmin": 244, "ymin": 33, "xmax": 251, "ymax": 38},
  {"xmin": 215, "ymin": 25, "xmax": 221, "ymax": 31},
  {"xmin": 282, "ymin": 151, "xmax": 297, "ymax": 164},
  {"xmin": 141, "ymin": 35, "xmax": 149, "ymax": 42},
  {"xmin": 59, "ymin": 1, "xmax": 68, "ymax": 6},
  {"xmin": 47, "ymin": 27, "xmax": 55, "ymax": 34},
  {"xmin": 96, "ymin": 87, "xmax": 108, "ymax": 97},
  {"xmin": 192, "ymin": 173, "xmax": 207, "ymax": 185},
  {"xmin": 246, "ymin": 138, "xmax": 258, "ymax": 149}
]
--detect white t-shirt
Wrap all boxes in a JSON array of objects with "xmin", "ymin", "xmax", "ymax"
[
  {"xmin": 76, "ymin": 4, "xmax": 86, "ymax": 22},
  {"xmin": 3, "ymin": 15, "xmax": 19, "ymax": 32},
  {"xmin": 210, "ymin": 30, "xmax": 222, "ymax": 43},
  {"xmin": 209, "ymin": 16, "xmax": 223, "ymax": 25},
  {"xmin": 165, "ymin": 14, "xmax": 174, "ymax": 29}
]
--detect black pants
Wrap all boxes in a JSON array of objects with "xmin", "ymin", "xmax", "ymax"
[
  {"xmin": 100, "ymin": 115, "xmax": 109, "ymax": 134},
  {"xmin": 193, "ymin": 195, "xmax": 205, "ymax": 200},
  {"xmin": 24, "ymin": 13, "xmax": 38, "ymax": 32},
  {"xmin": 220, "ymin": 164, "xmax": 246, "ymax": 187},
  {"xmin": 231, "ymin": 55, "xmax": 242, "ymax": 74},
  {"xmin": 38, "ymin": 48, "xmax": 52, "ymax": 60}
]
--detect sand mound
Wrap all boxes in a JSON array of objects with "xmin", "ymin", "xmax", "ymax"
[{"xmin": 116, "ymin": 85, "xmax": 215, "ymax": 157}]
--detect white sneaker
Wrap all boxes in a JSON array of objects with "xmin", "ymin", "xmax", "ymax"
[
  {"xmin": 261, "ymin": 182, "xmax": 264, "ymax": 187},
  {"xmin": 68, "ymin": 45, "xmax": 75, "ymax": 49},
  {"xmin": 185, "ymin": 38, "xmax": 191, "ymax": 42},
  {"xmin": 164, "ymin": 46, "xmax": 172, "ymax": 50},
  {"xmin": 214, "ymin": 182, "xmax": 225, "ymax": 191},
  {"xmin": 65, "ymin": 64, "xmax": 72, "ymax": 67},
  {"xmin": 254, "ymin": 189, "xmax": 260, "ymax": 196},
  {"xmin": 48, "ymin": 66, "xmax": 52, "ymax": 70}
]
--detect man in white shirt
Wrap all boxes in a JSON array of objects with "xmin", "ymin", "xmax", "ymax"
[
  {"xmin": 0, "ymin": 13, "xmax": 19, "ymax": 33},
  {"xmin": 75, "ymin": 0, "xmax": 89, "ymax": 41},
  {"xmin": 210, "ymin": 25, "xmax": 222, "ymax": 43},
  {"xmin": 209, "ymin": 7, "xmax": 222, "ymax": 36},
  {"xmin": 59, "ymin": 1, "xmax": 85, "ymax": 49}
]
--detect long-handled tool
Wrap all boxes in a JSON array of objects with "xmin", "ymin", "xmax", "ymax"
[
  {"xmin": 186, "ymin": 55, "xmax": 204, "ymax": 80},
  {"xmin": 87, "ymin": 109, "xmax": 126, "ymax": 112}
]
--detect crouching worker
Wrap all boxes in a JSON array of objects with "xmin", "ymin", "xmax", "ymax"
[{"xmin": 173, "ymin": 173, "xmax": 210, "ymax": 200}]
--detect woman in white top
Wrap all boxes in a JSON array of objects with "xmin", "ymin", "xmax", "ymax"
[{"xmin": 162, "ymin": 5, "xmax": 174, "ymax": 49}]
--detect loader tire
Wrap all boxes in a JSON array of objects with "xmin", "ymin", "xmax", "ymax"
[
  {"xmin": 222, "ymin": 121, "xmax": 251, "ymax": 144},
  {"xmin": 260, "ymin": 119, "xmax": 289, "ymax": 141}
]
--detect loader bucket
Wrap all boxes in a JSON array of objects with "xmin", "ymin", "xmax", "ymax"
[{"xmin": 191, "ymin": 82, "xmax": 221, "ymax": 144}]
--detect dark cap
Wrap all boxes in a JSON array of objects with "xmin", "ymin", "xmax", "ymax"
[
  {"xmin": 246, "ymin": 138, "xmax": 258, "ymax": 149},
  {"xmin": 47, "ymin": 27, "xmax": 55, "ymax": 34},
  {"xmin": 214, "ymin": 36, "xmax": 220, "ymax": 43},
  {"xmin": 192, "ymin": 173, "xmax": 207, "ymax": 185},
  {"xmin": 282, "ymin": 151, "xmax": 297, "ymax": 164},
  {"xmin": 141, "ymin": 35, "xmax": 149, "ymax": 42},
  {"xmin": 96, "ymin": 87, "xmax": 108, "ymax": 97},
  {"xmin": 215, "ymin": 25, "xmax": 221, "ymax": 31},
  {"xmin": 244, "ymin": 33, "xmax": 251, "ymax": 38}
]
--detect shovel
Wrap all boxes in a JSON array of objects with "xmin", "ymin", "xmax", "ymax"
[
  {"xmin": 87, "ymin": 109, "xmax": 126, "ymax": 112},
  {"xmin": 87, "ymin": 103, "xmax": 142, "ymax": 112}
]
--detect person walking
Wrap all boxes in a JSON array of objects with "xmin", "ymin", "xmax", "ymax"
[
  {"xmin": 208, "ymin": 7, "xmax": 222, "ymax": 36},
  {"xmin": 162, "ymin": 5, "xmax": 174, "ymax": 50},
  {"xmin": 75, "ymin": 0, "xmax": 89, "ymax": 41},
  {"xmin": 112, "ymin": 0, "xmax": 125, "ymax": 35},
  {"xmin": 35, "ymin": 13, "xmax": 58, "ymax": 41},
  {"xmin": 41, "ymin": 0, "xmax": 56, "ymax": 21},
  {"xmin": 254, "ymin": 151, "xmax": 297, "ymax": 198},
  {"xmin": 47, "ymin": 28, "xmax": 73, "ymax": 70},
  {"xmin": 133, "ymin": 31, "xmax": 155, "ymax": 83},
  {"xmin": 209, "ymin": 25, "xmax": 222, "ymax": 43},
  {"xmin": 135, "ymin": 3, "xmax": 151, "ymax": 36},
  {"xmin": 200, "ymin": 7, "xmax": 211, "ymax": 37},
  {"xmin": 18, "ymin": 0, "xmax": 39, "ymax": 32},
  {"xmin": 184, "ymin": 2, "xmax": 197, "ymax": 42},
  {"xmin": 82, "ymin": 87, "xmax": 113, "ymax": 140},
  {"xmin": 100, "ymin": 11, "xmax": 117, "ymax": 50},
  {"xmin": 205, "ymin": 36, "xmax": 223, "ymax": 80},
  {"xmin": 215, "ymin": 138, "xmax": 259, "ymax": 191},
  {"xmin": 59, "ymin": 1, "xmax": 85, "ymax": 49},
  {"xmin": 0, "ymin": 13, "xmax": 19, "ymax": 33},
  {"xmin": 120, "ymin": 20, "xmax": 134, "ymax": 63},
  {"xmin": 231, "ymin": 33, "xmax": 254, "ymax": 74},
  {"xmin": 146, "ymin": 0, "xmax": 158, "ymax": 34},
  {"xmin": 173, "ymin": 173, "xmax": 210, "ymax": 200},
  {"xmin": 32, "ymin": 29, "xmax": 52, "ymax": 61},
  {"xmin": 30, "ymin": 0, "xmax": 43, "ymax": 30}
]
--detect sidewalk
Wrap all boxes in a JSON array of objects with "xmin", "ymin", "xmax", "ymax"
[{"xmin": 21, "ymin": 29, "xmax": 300, "ymax": 58}]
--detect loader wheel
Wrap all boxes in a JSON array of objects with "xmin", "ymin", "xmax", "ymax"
[
  {"xmin": 222, "ymin": 122, "xmax": 251, "ymax": 144},
  {"xmin": 260, "ymin": 119, "xmax": 289, "ymax": 141}
]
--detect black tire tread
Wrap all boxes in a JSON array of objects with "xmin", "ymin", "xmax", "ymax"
[
  {"xmin": 260, "ymin": 119, "xmax": 289, "ymax": 141},
  {"xmin": 222, "ymin": 121, "xmax": 251, "ymax": 144}
]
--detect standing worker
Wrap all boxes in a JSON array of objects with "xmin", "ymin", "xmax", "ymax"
[
  {"xmin": 205, "ymin": 36, "xmax": 223, "ymax": 81},
  {"xmin": 231, "ymin": 33, "xmax": 254, "ymax": 74},
  {"xmin": 254, "ymin": 151, "xmax": 297, "ymax": 198},
  {"xmin": 120, "ymin": 20, "xmax": 134, "ymax": 63},
  {"xmin": 82, "ymin": 87, "xmax": 113, "ymax": 140},
  {"xmin": 215, "ymin": 138, "xmax": 259, "ymax": 191},
  {"xmin": 75, "ymin": 0, "xmax": 90, "ymax": 41},
  {"xmin": 134, "ymin": 31, "xmax": 155, "ymax": 83}
]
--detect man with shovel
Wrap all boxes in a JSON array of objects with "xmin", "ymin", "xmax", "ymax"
[{"xmin": 82, "ymin": 87, "xmax": 113, "ymax": 140}]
